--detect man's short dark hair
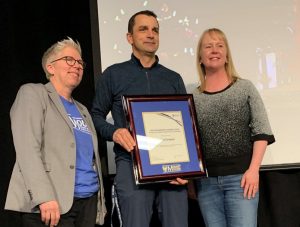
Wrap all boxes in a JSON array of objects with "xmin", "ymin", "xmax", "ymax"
[{"xmin": 128, "ymin": 10, "xmax": 158, "ymax": 34}]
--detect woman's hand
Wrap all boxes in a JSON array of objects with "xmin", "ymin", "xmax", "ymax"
[{"xmin": 241, "ymin": 168, "xmax": 259, "ymax": 199}]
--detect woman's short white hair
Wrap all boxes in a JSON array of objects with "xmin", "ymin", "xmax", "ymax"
[{"xmin": 41, "ymin": 37, "xmax": 82, "ymax": 80}]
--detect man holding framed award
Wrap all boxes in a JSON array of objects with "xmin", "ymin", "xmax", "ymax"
[{"xmin": 91, "ymin": 10, "xmax": 191, "ymax": 227}]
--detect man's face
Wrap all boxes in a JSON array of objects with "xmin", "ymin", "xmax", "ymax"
[{"xmin": 127, "ymin": 14, "xmax": 159, "ymax": 58}]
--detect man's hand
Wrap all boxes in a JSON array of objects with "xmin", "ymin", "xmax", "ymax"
[
  {"xmin": 113, "ymin": 128, "xmax": 136, "ymax": 152},
  {"xmin": 169, "ymin": 177, "xmax": 188, "ymax": 185},
  {"xmin": 39, "ymin": 200, "xmax": 60, "ymax": 227}
]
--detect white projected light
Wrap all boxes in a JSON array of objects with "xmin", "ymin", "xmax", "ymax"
[{"xmin": 97, "ymin": 0, "xmax": 300, "ymax": 170}]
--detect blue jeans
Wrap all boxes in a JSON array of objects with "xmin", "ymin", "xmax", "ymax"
[{"xmin": 196, "ymin": 174, "xmax": 258, "ymax": 227}]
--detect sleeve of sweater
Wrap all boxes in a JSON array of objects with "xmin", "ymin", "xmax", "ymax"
[
  {"xmin": 91, "ymin": 69, "xmax": 119, "ymax": 141},
  {"xmin": 176, "ymin": 74, "xmax": 187, "ymax": 94},
  {"xmin": 246, "ymin": 80, "xmax": 275, "ymax": 145}
]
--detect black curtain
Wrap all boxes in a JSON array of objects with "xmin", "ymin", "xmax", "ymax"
[
  {"xmin": 258, "ymin": 170, "xmax": 300, "ymax": 226},
  {"xmin": 0, "ymin": 1, "xmax": 299, "ymax": 227}
]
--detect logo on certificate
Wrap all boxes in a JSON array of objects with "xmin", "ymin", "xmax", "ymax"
[{"xmin": 162, "ymin": 164, "xmax": 182, "ymax": 173}]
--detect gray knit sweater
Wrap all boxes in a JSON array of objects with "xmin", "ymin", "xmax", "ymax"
[{"xmin": 193, "ymin": 79, "xmax": 275, "ymax": 176}]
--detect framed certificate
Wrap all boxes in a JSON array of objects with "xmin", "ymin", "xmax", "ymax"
[{"xmin": 122, "ymin": 94, "xmax": 207, "ymax": 184}]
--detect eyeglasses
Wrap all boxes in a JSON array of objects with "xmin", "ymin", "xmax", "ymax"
[{"xmin": 50, "ymin": 56, "xmax": 86, "ymax": 69}]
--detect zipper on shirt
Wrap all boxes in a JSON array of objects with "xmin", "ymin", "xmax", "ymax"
[{"xmin": 145, "ymin": 71, "xmax": 151, "ymax": 94}]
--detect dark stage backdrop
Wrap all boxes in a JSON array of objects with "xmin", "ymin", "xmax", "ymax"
[{"xmin": 0, "ymin": 1, "xmax": 299, "ymax": 227}]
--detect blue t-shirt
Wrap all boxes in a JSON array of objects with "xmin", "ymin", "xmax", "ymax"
[{"xmin": 60, "ymin": 96, "xmax": 99, "ymax": 198}]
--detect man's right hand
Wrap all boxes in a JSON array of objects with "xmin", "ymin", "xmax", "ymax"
[
  {"xmin": 113, "ymin": 128, "xmax": 136, "ymax": 152},
  {"xmin": 39, "ymin": 200, "xmax": 60, "ymax": 227}
]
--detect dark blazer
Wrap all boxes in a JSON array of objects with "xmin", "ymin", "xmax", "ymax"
[{"xmin": 5, "ymin": 82, "xmax": 106, "ymax": 225}]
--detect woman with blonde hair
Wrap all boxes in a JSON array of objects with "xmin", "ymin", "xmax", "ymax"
[{"xmin": 193, "ymin": 28, "xmax": 275, "ymax": 227}]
